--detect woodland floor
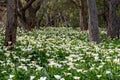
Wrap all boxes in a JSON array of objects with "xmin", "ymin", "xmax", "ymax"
[{"xmin": 0, "ymin": 27, "xmax": 120, "ymax": 80}]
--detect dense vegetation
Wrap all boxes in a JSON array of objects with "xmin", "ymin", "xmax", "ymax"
[
  {"xmin": 0, "ymin": 27, "xmax": 120, "ymax": 80},
  {"xmin": 0, "ymin": 0, "xmax": 120, "ymax": 80}
]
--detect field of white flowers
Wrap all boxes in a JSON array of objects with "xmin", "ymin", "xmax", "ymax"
[{"xmin": 0, "ymin": 27, "xmax": 120, "ymax": 80}]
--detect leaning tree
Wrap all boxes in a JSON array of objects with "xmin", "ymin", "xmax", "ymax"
[{"xmin": 17, "ymin": 0, "xmax": 44, "ymax": 30}]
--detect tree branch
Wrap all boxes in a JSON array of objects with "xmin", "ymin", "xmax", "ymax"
[
  {"xmin": 34, "ymin": 0, "xmax": 44, "ymax": 13},
  {"xmin": 22, "ymin": 0, "xmax": 36, "ymax": 11}
]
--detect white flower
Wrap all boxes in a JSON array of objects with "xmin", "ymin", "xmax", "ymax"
[
  {"xmin": 76, "ymin": 69, "xmax": 83, "ymax": 72},
  {"xmin": 89, "ymin": 67, "xmax": 94, "ymax": 71},
  {"xmin": 60, "ymin": 78, "xmax": 65, "ymax": 80},
  {"xmin": 4, "ymin": 52, "xmax": 10, "ymax": 57},
  {"xmin": 106, "ymin": 56, "xmax": 112, "ymax": 59},
  {"xmin": 39, "ymin": 77, "xmax": 47, "ymax": 80},
  {"xmin": 118, "ymin": 53, "xmax": 120, "ymax": 57},
  {"xmin": 18, "ymin": 65, "xmax": 28, "ymax": 71},
  {"xmin": 20, "ymin": 58, "xmax": 26, "ymax": 62},
  {"xmin": 73, "ymin": 76, "xmax": 80, "ymax": 80},
  {"xmin": 74, "ymin": 47, "xmax": 80, "ymax": 50},
  {"xmin": 83, "ymin": 70, "xmax": 88, "ymax": 73},
  {"xmin": 3, "ymin": 47, "xmax": 7, "ymax": 51},
  {"xmin": 60, "ymin": 61, "xmax": 67, "ymax": 64},
  {"xmin": 37, "ymin": 42, "xmax": 42, "ymax": 47},
  {"xmin": 97, "ymin": 65, "xmax": 104, "ymax": 70},
  {"xmin": 30, "ymin": 76, "xmax": 35, "ymax": 80},
  {"xmin": 97, "ymin": 75, "xmax": 102, "ymax": 78},
  {"xmin": 48, "ymin": 61, "xmax": 62, "ymax": 68},
  {"xmin": 94, "ymin": 56, "xmax": 99, "ymax": 61},
  {"xmin": 106, "ymin": 70, "xmax": 111, "ymax": 74},
  {"xmin": 54, "ymin": 75, "xmax": 61, "ymax": 79},
  {"xmin": 80, "ymin": 60, "xmax": 85, "ymax": 62},
  {"xmin": 8, "ymin": 41, "xmax": 12, "ymax": 45},
  {"xmin": 35, "ymin": 65, "xmax": 43, "ymax": 71},
  {"xmin": 1, "ymin": 71, "xmax": 7, "ymax": 73},
  {"xmin": 64, "ymin": 72, "xmax": 72, "ymax": 76},
  {"xmin": 9, "ymin": 75, "xmax": 14, "ymax": 79},
  {"xmin": 113, "ymin": 58, "xmax": 120, "ymax": 64}
]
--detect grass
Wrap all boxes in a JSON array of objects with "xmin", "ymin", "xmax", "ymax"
[{"xmin": 0, "ymin": 27, "xmax": 120, "ymax": 80}]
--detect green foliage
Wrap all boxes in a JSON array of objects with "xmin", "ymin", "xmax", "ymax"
[{"xmin": 0, "ymin": 27, "xmax": 120, "ymax": 80}]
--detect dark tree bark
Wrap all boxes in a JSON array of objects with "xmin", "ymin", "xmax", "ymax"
[
  {"xmin": 5, "ymin": 0, "xmax": 17, "ymax": 48},
  {"xmin": 107, "ymin": 0, "xmax": 120, "ymax": 39},
  {"xmin": 17, "ymin": 0, "xmax": 43, "ymax": 30},
  {"xmin": 24, "ymin": 5, "xmax": 36, "ymax": 30},
  {"xmin": 87, "ymin": 0, "xmax": 100, "ymax": 44},
  {"xmin": 0, "ymin": 0, "xmax": 6, "ymax": 28},
  {"xmin": 0, "ymin": 7, "xmax": 4, "ymax": 28},
  {"xmin": 79, "ymin": 0, "xmax": 88, "ymax": 31}
]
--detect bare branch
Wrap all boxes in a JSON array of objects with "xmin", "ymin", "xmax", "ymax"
[
  {"xmin": 34, "ymin": 0, "xmax": 44, "ymax": 13},
  {"xmin": 22, "ymin": 0, "xmax": 36, "ymax": 11}
]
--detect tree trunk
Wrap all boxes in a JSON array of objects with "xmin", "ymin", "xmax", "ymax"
[
  {"xmin": 0, "ymin": 7, "xmax": 4, "ymax": 28},
  {"xmin": 107, "ymin": 0, "xmax": 119, "ymax": 39},
  {"xmin": 24, "ymin": 6, "xmax": 36, "ymax": 30},
  {"xmin": 5, "ymin": 0, "xmax": 17, "ymax": 48},
  {"xmin": 0, "ymin": 0, "xmax": 6, "ymax": 28},
  {"xmin": 87, "ymin": 0, "xmax": 100, "ymax": 44},
  {"xmin": 17, "ymin": 0, "xmax": 43, "ymax": 31},
  {"xmin": 79, "ymin": 0, "xmax": 88, "ymax": 31}
]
